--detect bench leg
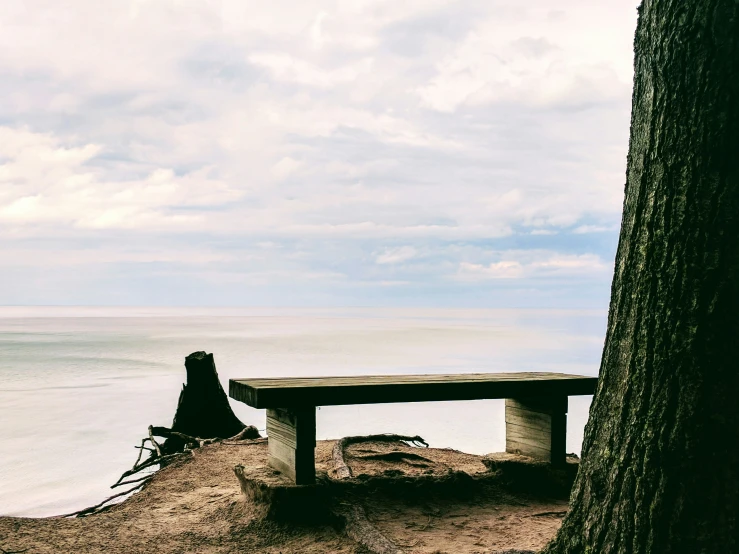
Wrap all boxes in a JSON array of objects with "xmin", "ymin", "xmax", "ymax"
[
  {"xmin": 505, "ymin": 396, "xmax": 567, "ymax": 466},
  {"xmin": 266, "ymin": 407, "xmax": 316, "ymax": 485}
]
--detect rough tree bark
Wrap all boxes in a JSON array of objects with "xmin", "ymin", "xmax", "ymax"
[{"xmin": 544, "ymin": 1, "xmax": 739, "ymax": 553}]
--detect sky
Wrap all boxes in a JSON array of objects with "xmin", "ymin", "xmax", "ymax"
[{"xmin": 0, "ymin": 0, "xmax": 640, "ymax": 308}]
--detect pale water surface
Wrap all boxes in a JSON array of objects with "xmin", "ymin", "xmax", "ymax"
[{"xmin": 0, "ymin": 307, "xmax": 605, "ymax": 517}]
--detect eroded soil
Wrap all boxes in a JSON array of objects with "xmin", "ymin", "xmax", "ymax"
[{"xmin": 0, "ymin": 440, "xmax": 567, "ymax": 554}]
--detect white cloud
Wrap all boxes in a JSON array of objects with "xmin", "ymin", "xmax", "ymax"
[
  {"xmin": 1, "ymin": 247, "xmax": 240, "ymax": 267},
  {"xmin": 533, "ymin": 254, "xmax": 607, "ymax": 272},
  {"xmin": 310, "ymin": 11, "xmax": 330, "ymax": 48},
  {"xmin": 0, "ymin": 0, "xmax": 636, "ymax": 305},
  {"xmin": 193, "ymin": 268, "xmax": 348, "ymax": 287},
  {"xmin": 460, "ymin": 260, "xmax": 524, "ymax": 279},
  {"xmin": 458, "ymin": 253, "xmax": 609, "ymax": 280},
  {"xmin": 248, "ymin": 52, "xmax": 375, "ymax": 88},
  {"xmin": 272, "ymin": 157, "xmax": 304, "ymax": 180},
  {"xmin": 0, "ymin": 127, "xmax": 241, "ymax": 230},
  {"xmin": 378, "ymin": 280, "xmax": 412, "ymax": 286},
  {"xmin": 418, "ymin": 2, "xmax": 638, "ymax": 112},
  {"xmin": 572, "ymin": 224, "xmax": 618, "ymax": 234},
  {"xmin": 375, "ymin": 246, "xmax": 418, "ymax": 264}
]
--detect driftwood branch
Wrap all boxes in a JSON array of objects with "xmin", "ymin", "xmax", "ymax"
[{"xmin": 332, "ymin": 434, "xmax": 429, "ymax": 479}]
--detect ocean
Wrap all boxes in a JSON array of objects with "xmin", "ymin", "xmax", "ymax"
[{"xmin": 0, "ymin": 307, "xmax": 605, "ymax": 517}]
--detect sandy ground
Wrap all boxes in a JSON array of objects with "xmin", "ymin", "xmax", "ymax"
[
  {"xmin": 0, "ymin": 439, "xmax": 568, "ymax": 554},
  {"xmin": 321, "ymin": 440, "xmax": 568, "ymax": 553}
]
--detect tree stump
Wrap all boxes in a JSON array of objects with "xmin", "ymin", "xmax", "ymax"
[{"xmin": 163, "ymin": 351, "xmax": 252, "ymax": 453}]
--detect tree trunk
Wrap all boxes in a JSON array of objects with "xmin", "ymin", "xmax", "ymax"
[
  {"xmin": 545, "ymin": 1, "xmax": 739, "ymax": 553},
  {"xmin": 163, "ymin": 351, "xmax": 248, "ymax": 453}
]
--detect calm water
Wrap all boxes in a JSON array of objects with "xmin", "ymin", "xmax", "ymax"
[{"xmin": 0, "ymin": 307, "xmax": 605, "ymax": 517}]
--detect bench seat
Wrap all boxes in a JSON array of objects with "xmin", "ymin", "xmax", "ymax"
[{"xmin": 229, "ymin": 372, "xmax": 597, "ymax": 484}]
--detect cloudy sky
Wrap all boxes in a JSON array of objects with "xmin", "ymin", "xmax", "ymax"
[{"xmin": 0, "ymin": 0, "xmax": 639, "ymax": 307}]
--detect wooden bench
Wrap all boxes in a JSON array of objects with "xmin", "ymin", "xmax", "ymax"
[{"xmin": 229, "ymin": 372, "xmax": 597, "ymax": 485}]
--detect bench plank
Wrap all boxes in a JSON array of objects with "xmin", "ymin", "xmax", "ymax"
[{"xmin": 229, "ymin": 372, "xmax": 596, "ymax": 409}]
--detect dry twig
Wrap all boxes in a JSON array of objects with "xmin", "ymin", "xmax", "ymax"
[
  {"xmin": 113, "ymin": 451, "xmax": 190, "ymax": 487},
  {"xmin": 148, "ymin": 425, "xmax": 162, "ymax": 457},
  {"xmin": 57, "ymin": 482, "xmax": 148, "ymax": 518},
  {"xmin": 132, "ymin": 437, "xmax": 151, "ymax": 468},
  {"xmin": 111, "ymin": 474, "xmax": 154, "ymax": 489}
]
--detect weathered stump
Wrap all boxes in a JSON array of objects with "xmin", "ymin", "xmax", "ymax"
[{"xmin": 164, "ymin": 351, "xmax": 254, "ymax": 453}]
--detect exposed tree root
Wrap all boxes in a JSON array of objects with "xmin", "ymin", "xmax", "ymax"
[
  {"xmin": 222, "ymin": 426, "xmax": 262, "ymax": 443},
  {"xmin": 332, "ymin": 503, "xmax": 404, "ymax": 554},
  {"xmin": 354, "ymin": 452, "xmax": 433, "ymax": 464},
  {"xmin": 332, "ymin": 434, "xmax": 429, "ymax": 480},
  {"xmin": 148, "ymin": 425, "xmax": 162, "ymax": 457},
  {"xmin": 112, "ymin": 450, "xmax": 190, "ymax": 488},
  {"xmin": 529, "ymin": 511, "xmax": 567, "ymax": 518},
  {"xmin": 221, "ymin": 437, "xmax": 267, "ymax": 446},
  {"xmin": 329, "ymin": 434, "xmax": 430, "ymax": 553},
  {"xmin": 151, "ymin": 425, "xmax": 224, "ymax": 449},
  {"xmin": 57, "ymin": 424, "xmax": 262, "ymax": 518},
  {"xmin": 112, "ymin": 424, "xmax": 261, "ymax": 486},
  {"xmin": 113, "ymin": 474, "xmax": 155, "ymax": 488},
  {"xmin": 56, "ymin": 482, "xmax": 150, "ymax": 518}
]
